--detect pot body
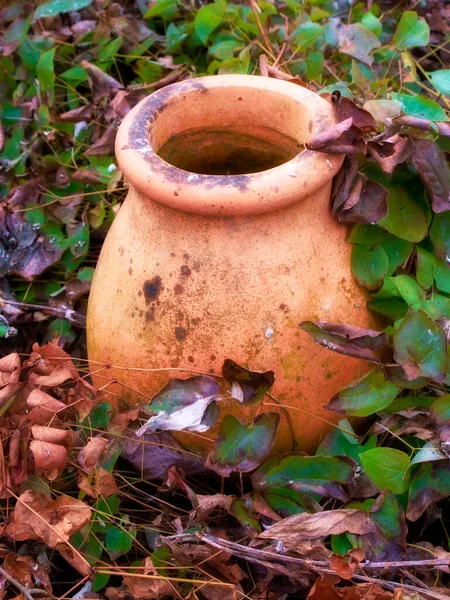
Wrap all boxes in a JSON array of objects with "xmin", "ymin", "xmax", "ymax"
[{"xmin": 87, "ymin": 75, "xmax": 379, "ymax": 454}]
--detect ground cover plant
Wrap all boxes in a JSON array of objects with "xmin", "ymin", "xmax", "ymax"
[{"xmin": 1, "ymin": 0, "xmax": 450, "ymax": 598}]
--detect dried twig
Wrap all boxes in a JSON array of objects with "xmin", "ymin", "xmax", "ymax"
[
  {"xmin": 127, "ymin": 70, "xmax": 186, "ymax": 92},
  {"xmin": 0, "ymin": 565, "xmax": 46, "ymax": 600},
  {"xmin": 0, "ymin": 299, "xmax": 86, "ymax": 328}
]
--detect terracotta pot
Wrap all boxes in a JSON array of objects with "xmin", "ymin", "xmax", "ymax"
[{"xmin": 87, "ymin": 75, "xmax": 379, "ymax": 454}]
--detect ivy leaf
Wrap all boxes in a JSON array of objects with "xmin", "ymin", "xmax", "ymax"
[
  {"xmin": 137, "ymin": 376, "xmax": 220, "ymax": 435},
  {"xmin": 317, "ymin": 419, "xmax": 377, "ymax": 465},
  {"xmin": 292, "ymin": 22, "xmax": 324, "ymax": 51},
  {"xmin": 351, "ymin": 244, "xmax": 389, "ymax": 289},
  {"xmin": 412, "ymin": 139, "xmax": 450, "ymax": 213},
  {"xmin": 252, "ymin": 455, "xmax": 356, "ymax": 502},
  {"xmin": 360, "ymin": 448, "xmax": 411, "ymax": 494},
  {"xmin": 407, "ymin": 462, "xmax": 450, "ymax": 521},
  {"xmin": 300, "ymin": 321, "xmax": 388, "ymax": 362},
  {"xmin": 377, "ymin": 185, "xmax": 428, "ymax": 243},
  {"xmin": 430, "ymin": 395, "xmax": 450, "ymax": 424},
  {"xmin": 429, "ymin": 69, "xmax": 450, "ymax": 96},
  {"xmin": 37, "ymin": 47, "xmax": 56, "ymax": 106},
  {"xmin": 326, "ymin": 367, "xmax": 400, "ymax": 417},
  {"xmin": 416, "ymin": 247, "xmax": 450, "ymax": 293},
  {"xmin": 338, "ymin": 24, "xmax": 381, "ymax": 65},
  {"xmin": 431, "ymin": 212, "xmax": 450, "ymax": 262},
  {"xmin": 34, "ymin": 0, "xmax": 94, "ymax": 20},
  {"xmin": 363, "ymin": 492, "xmax": 407, "ymax": 561},
  {"xmin": 393, "ymin": 11, "xmax": 430, "ymax": 49},
  {"xmin": 106, "ymin": 518, "xmax": 136, "ymax": 559},
  {"xmin": 391, "ymin": 274, "xmax": 425, "ymax": 307},
  {"xmin": 222, "ymin": 359, "xmax": 274, "ymax": 405},
  {"xmin": 393, "ymin": 310, "xmax": 447, "ymax": 383},
  {"xmin": 392, "ymin": 92, "xmax": 448, "ymax": 121},
  {"xmin": 67, "ymin": 221, "xmax": 89, "ymax": 258},
  {"xmin": 194, "ymin": 1, "xmax": 226, "ymax": 45},
  {"xmin": 206, "ymin": 413, "xmax": 280, "ymax": 477}
]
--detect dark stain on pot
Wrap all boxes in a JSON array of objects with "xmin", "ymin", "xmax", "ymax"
[
  {"xmin": 129, "ymin": 267, "xmax": 133, "ymax": 275},
  {"xmin": 143, "ymin": 276, "xmax": 163, "ymax": 302},
  {"xmin": 146, "ymin": 307, "xmax": 156, "ymax": 321},
  {"xmin": 180, "ymin": 265, "xmax": 191, "ymax": 277},
  {"xmin": 188, "ymin": 355, "xmax": 194, "ymax": 363},
  {"xmin": 177, "ymin": 311, "xmax": 184, "ymax": 321},
  {"xmin": 308, "ymin": 120, "xmax": 313, "ymax": 133},
  {"xmin": 191, "ymin": 317, "xmax": 200, "ymax": 326},
  {"xmin": 174, "ymin": 283, "xmax": 184, "ymax": 295},
  {"xmin": 175, "ymin": 327, "xmax": 187, "ymax": 341}
]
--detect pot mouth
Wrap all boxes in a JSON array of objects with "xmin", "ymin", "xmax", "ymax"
[{"xmin": 116, "ymin": 75, "xmax": 343, "ymax": 216}]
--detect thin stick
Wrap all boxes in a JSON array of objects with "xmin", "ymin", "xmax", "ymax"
[{"xmin": 0, "ymin": 565, "xmax": 46, "ymax": 600}]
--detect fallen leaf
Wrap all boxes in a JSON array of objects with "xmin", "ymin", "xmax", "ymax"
[
  {"xmin": 221, "ymin": 359, "xmax": 275, "ymax": 405},
  {"xmin": 123, "ymin": 556, "xmax": 177, "ymax": 599},
  {"xmin": 30, "ymin": 440, "xmax": 67, "ymax": 470},
  {"xmin": 338, "ymin": 24, "xmax": 381, "ymax": 66},
  {"xmin": 368, "ymin": 135, "xmax": 413, "ymax": 176},
  {"xmin": 330, "ymin": 548, "xmax": 364, "ymax": 580},
  {"xmin": 136, "ymin": 376, "xmax": 220, "ymax": 436},
  {"xmin": 85, "ymin": 122, "xmax": 118, "ymax": 156},
  {"xmin": 81, "ymin": 60, "xmax": 123, "ymax": 104},
  {"xmin": 259, "ymin": 509, "xmax": 375, "ymax": 543},
  {"xmin": 0, "ymin": 353, "xmax": 21, "ymax": 386},
  {"xmin": 77, "ymin": 436, "xmax": 109, "ymax": 471},
  {"xmin": 121, "ymin": 430, "xmax": 206, "ymax": 480},
  {"xmin": 26, "ymin": 389, "xmax": 67, "ymax": 424},
  {"xmin": 6, "ymin": 490, "xmax": 91, "ymax": 547},
  {"xmin": 58, "ymin": 105, "xmax": 94, "ymax": 123},
  {"xmin": 300, "ymin": 321, "xmax": 387, "ymax": 361},
  {"xmin": 412, "ymin": 139, "xmax": 450, "ymax": 213}
]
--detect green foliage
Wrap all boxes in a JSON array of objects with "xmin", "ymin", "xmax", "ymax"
[
  {"xmin": 393, "ymin": 12, "xmax": 430, "ymax": 50},
  {"xmin": 360, "ymin": 448, "xmax": 411, "ymax": 494}
]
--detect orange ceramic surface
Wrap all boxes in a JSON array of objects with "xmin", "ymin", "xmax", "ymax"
[{"xmin": 87, "ymin": 75, "xmax": 379, "ymax": 454}]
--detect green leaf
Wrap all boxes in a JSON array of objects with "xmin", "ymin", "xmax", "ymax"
[
  {"xmin": 377, "ymin": 185, "xmax": 428, "ymax": 243},
  {"xmin": 83, "ymin": 402, "xmax": 112, "ymax": 429},
  {"xmin": 145, "ymin": 0, "xmax": 178, "ymax": 18},
  {"xmin": 393, "ymin": 11, "xmax": 430, "ymax": 50},
  {"xmin": 365, "ymin": 492, "xmax": 407, "ymax": 561},
  {"xmin": 407, "ymin": 462, "xmax": 450, "ymax": 521},
  {"xmin": 34, "ymin": 0, "xmax": 94, "ymax": 20},
  {"xmin": 209, "ymin": 39, "xmax": 243, "ymax": 60},
  {"xmin": 391, "ymin": 275, "xmax": 425, "ymax": 307},
  {"xmin": 392, "ymin": 92, "xmax": 448, "ymax": 121},
  {"xmin": 417, "ymin": 247, "xmax": 450, "ymax": 293},
  {"xmin": 252, "ymin": 455, "xmax": 356, "ymax": 502},
  {"xmin": 292, "ymin": 22, "xmax": 324, "ymax": 51},
  {"xmin": 393, "ymin": 309, "xmax": 447, "ymax": 383},
  {"xmin": 429, "ymin": 69, "xmax": 450, "ymax": 96},
  {"xmin": 317, "ymin": 419, "xmax": 377, "ymax": 465},
  {"xmin": 262, "ymin": 488, "xmax": 310, "ymax": 518},
  {"xmin": 206, "ymin": 413, "xmax": 279, "ymax": 477},
  {"xmin": 361, "ymin": 12, "xmax": 382, "ymax": 37},
  {"xmin": 326, "ymin": 367, "xmax": 400, "ymax": 417},
  {"xmin": 431, "ymin": 212, "xmax": 450, "ymax": 262},
  {"xmin": 305, "ymin": 51, "xmax": 324, "ymax": 83},
  {"xmin": 92, "ymin": 573, "xmax": 110, "ymax": 592},
  {"xmin": 430, "ymin": 395, "xmax": 450, "ymax": 424},
  {"xmin": 351, "ymin": 244, "xmax": 389, "ymax": 289},
  {"xmin": 99, "ymin": 37, "xmax": 123, "ymax": 61},
  {"xmin": 106, "ymin": 520, "xmax": 136, "ymax": 559},
  {"xmin": 360, "ymin": 448, "xmax": 411, "ymax": 494},
  {"xmin": 36, "ymin": 47, "xmax": 56, "ymax": 106},
  {"xmin": 67, "ymin": 221, "xmax": 89, "ymax": 258},
  {"xmin": 194, "ymin": 1, "xmax": 226, "ymax": 45}
]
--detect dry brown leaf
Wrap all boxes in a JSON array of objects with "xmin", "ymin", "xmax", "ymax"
[
  {"xmin": 329, "ymin": 548, "xmax": 364, "ymax": 580},
  {"xmin": 3, "ymin": 552, "xmax": 33, "ymax": 587},
  {"xmin": 29, "ymin": 342, "xmax": 79, "ymax": 380},
  {"xmin": 79, "ymin": 468, "xmax": 118, "ymax": 498},
  {"xmin": 56, "ymin": 543, "xmax": 92, "ymax": 576},
  {"xmin": 31, "ymin": 425, "xmax": 67, "ymax": 444},
  {"xmin": 190, "ymin": 494, "xmax": 233, "ymax": 523},
  {"xmin": 6, "ymin": 490, "xmax": 91, "ymax": 548},
  {"xmin": 26, "ymin": 389, "xmax": 66, "ymax": 424},
  {"xmin": 30, "ymin": 440, "xmax": 67, "ymax": 470},
  {"xmin": 0, "ymin": 353, "xmax": 21, "ymax": 386},
  {"xmin": 259, "ymin": 509, "xmax": 375, "ymax": 543},
  {"xmin": 77, "ymin": 436, "xmax": 109, "ymax": 471},
  {"xmin": 123, "ymin": 556, "xmax": 177, "ymax": 599},
  {"xmin": 31, "ymin": 366, "xmax": 76, "ymax": 386}
]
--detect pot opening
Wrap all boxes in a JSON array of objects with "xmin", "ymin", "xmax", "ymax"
[
  {"xmin": 150, "ymin": 85, "xmax": 309, "ymax": 176},
  {"xmin": 157, "ymin": 128, "xmax": 302, "ymax": 176}
]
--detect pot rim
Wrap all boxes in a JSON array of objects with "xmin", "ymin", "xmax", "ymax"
[{"xmin": 116, "ymin": 74, "xmax": 344, "ymax": 217}]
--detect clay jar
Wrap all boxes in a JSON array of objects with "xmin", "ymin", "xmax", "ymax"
[{"xmin": 87, "ymin": 75, "xmax": 378, "ymax": 454}]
